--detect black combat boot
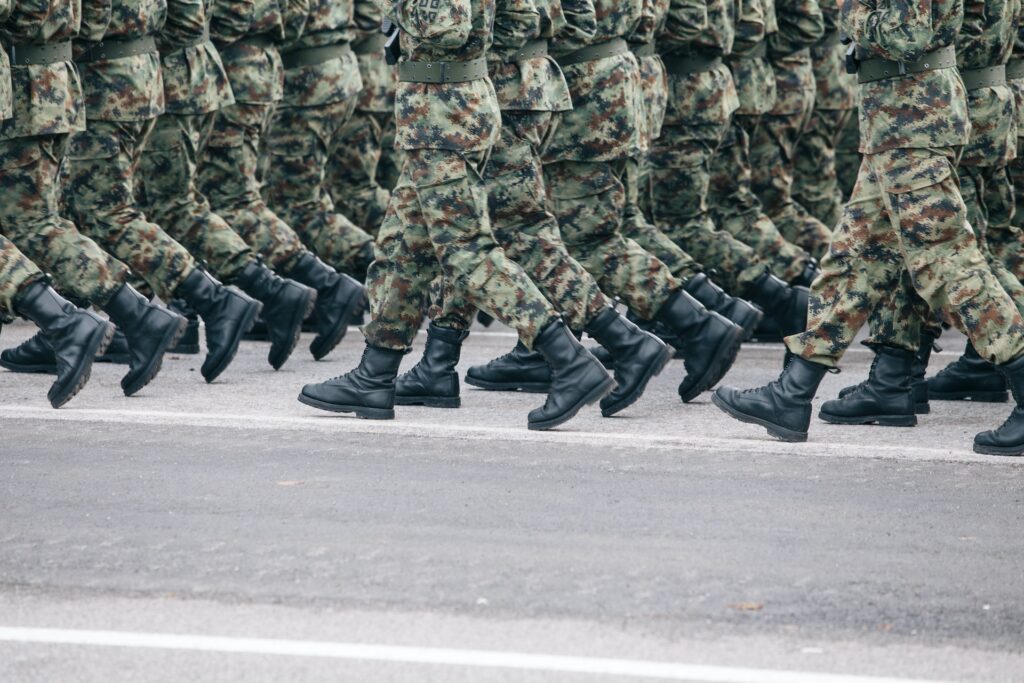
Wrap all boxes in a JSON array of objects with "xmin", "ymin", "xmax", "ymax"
[
  {"xmin": 585, "ymin": 308, "xmax": 671, "ymax": 417},
  {"xmin": 712, "ymin": 356, "xmax": 831, "ymax": 442},
  {"xmin": 837, "ymin": 333, "xmax": 937, "ymax": 414},
  {"xmin": 464, "ymin": 341, "xmax": 552, "ymax": 393},
  {"xmin": 102, "ymin": 284, "xmax": 187, "ymax": 396},
  {"xmin": 655, "ymin": 290, "xmax": 744, "ymax": 402},
  {"xmin": 233, "ymin": 261, "xmax": 317, "ymax": 370},
  {"xmin": 528, "ymin": 318, "xmax": 615, "ymax": 430},
  {"xmin": 0, "ymin": 331, "xmax": 58, "ymax": 373},
  {"xmin": 349, "ymin": 241, "xmax": 376, "ymax": 283},
  {"xmin": 95, "ymin": 328, "xmax": 130, "ymax": 364},
  {"xmin": 476, "ymin": 310, "xmax": 495, "ymax": 327},
  {"xmin": 927, "ymin": 341, "xmax": 1008, "ymax": 403},
  {"xmin": 790, "ymin": 259, "xmax": 820, "ymax": 288},
  {"xmin": 298, "ymin": 344, "xmax": 404, "ymax": 419},
  {"xmin": 168, "ymin": 299, "xmax": 201, "ymax": 353},
  {"xmin": 819, "ymin": 346, "xmax": 916, "ymax": 426},
  {"xmin": 974, "ymin": 355, "xmax": 1024, "ymax": 455},
  {"xmin": 174, "ymin": 269, "xmax": 262, "ymax": 383},
  {"xmin": 286, "ymin": 252, "xmax": 366, "ymax": 360},
  {"xmin": 744, "ymin": 271, "xmax": 809, "ymax": 338},
  {"xmin": 395, "ymin": 323, "xmax": 469, "ymax": 408},
  {"xmin": 12, "ymin": 282, "xmax": 115, "ymax": 408},
  {"xmin": 684, "ymin": 273, "xmax": 763, "ymax": 341}
]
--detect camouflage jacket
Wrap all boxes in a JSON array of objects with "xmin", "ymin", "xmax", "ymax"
[
  {"xmin": 730, "ymin": 0, "xmax": 777, "ymax": 115},
  {"xmin": 0, "ymin": 0, "xmax": 86, "ymax": 140},
  {"xmin": 766, "ymin": 0, "xmax": 821, "ymax": 116},
  {"xmin": 627, "ymin": 0, "xmax": 671, "ymax": 48},
  {"xmin": 489, "ymin": 0, "xmax": 573, "ymax": 112},
  {"xmin": 957, "ymin": 0, "xmax": 1021, "ymax": 166},
  {"xmin": 1010, "ymin": 11, "xmax": 1024, "ymax": 133},
  {"xmin": 809, "ymin": 2, "xmax": 855, "ymax": 110},
  {"xmin": 209, "ymin": 0, "xmax": 286, "ymax": 104},
  {"xmin": 353, "ymin": 0, "xmax": 394, "ymax": 113},
  {"xmin": 628, "ymin": 0, "xmax": 670, "ymax": 140},
  {"xmin": 278, "ymin": 0, "xmax": 363, "ymax": 108},
  {"xmin": 381, "ymin": 0, "xmax": 500, "ymax": 152},
  {"xmin": 840, "ymin": 0, "xmax": 969, "ymax": 153},
  {"xmin": 0, "ymin": 0, "xmax": 10, "ymax": 120},
  {"xmin": 160, "ymin": 0, "xmax": 235, "ymax": 115}
]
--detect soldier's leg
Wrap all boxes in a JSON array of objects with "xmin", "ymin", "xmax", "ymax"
[
  {"xmin": 835, "ymin": 109, "xmax": 861, "ymax": 200},
  {"xmin": 327, "ymin": 109, "xmax": 391, "ymax": 237},
  {"xmin": 990, "ymin": 157, "xmax": 1024, "ymax": 280},
  {"xmin": 793, "ymin": 108, "xmax": 853, "ymax": 231},
  {"xmin": 0, "ymin": 235, "xmax": 46, "ymax": 320}
]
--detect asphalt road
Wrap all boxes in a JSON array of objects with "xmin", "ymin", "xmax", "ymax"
[{"xmin": 1, "ymin": 319, "xmax": 1022, "ymax": 682}]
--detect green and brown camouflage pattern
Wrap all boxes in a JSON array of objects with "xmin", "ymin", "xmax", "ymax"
[
  {"xmin": 210, "ymin": 0, "xmax": 286, "ymax": 104},
  {"xmin": 0, "ymin": 234, "xmax": 44, "ymax": 320},
  {"xmin": 0, "ymin": 0, "xmax": 11, "ymax": 121},
  {"xmin": 159, "ymin": 0, "xmax": 235, "ymax": 115},
  {"xmin": 728, "ymin": 0, "xmax": 776, "ymax": 116}
]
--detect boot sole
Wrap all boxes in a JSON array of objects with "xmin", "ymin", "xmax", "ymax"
[
  {"xmin": 680, "ymin": 325, "xmax": 744, "ymax": 403},
  {"xmin": 311, "ymin": 288, "xmax": 364, "ymax": 361},
  {"xmin": 973, "ymin": 443, "xmax": 1024, "ymax": 456},
  {"xmin": 528, "ymin": 376, "xmax": 615, "ymax": 431},
  {"xmin": 818, "ymin": 411, "xmax": 917, "ymax": 427},
  {"xmin": 601, "ymin": 345, "xmax": 673, "ymax": 417},
  {"xmin": 394, "ymin": 395, "xmax": 461, "ymax": 408},
  {"xmin": 297, "ymin": 392, "xmax": 395, "ymax": 419},
  {"xmin": 203, "ymin": 301, "xmax": 262, "ymax": 383},
  {"xmin": 269, "ymin": 289, "xmax": 318, "ymax": 370},
  {"xmin": 122, "ymin": 317, "xmax": 188, "ymax": 398},
  {"xmin": 49, "ymin": 323, "xmax": 116, "ymax": 409},
  {"xmin": 929, "ymin": 390, "xmax": 1008, "ymax": 403},
  {"xmin": 0, "ymin": 359, "xmax": 57, "ymax": 374},
  {"xmin": 710, "ymin": 392, "xmax": 808, "ymax": 443},
  {"xmin": 464, "ymin": 376, "xmax": 550, "ymax": 394}
]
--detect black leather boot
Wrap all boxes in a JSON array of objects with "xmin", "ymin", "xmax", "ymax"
[
  {"xmin": 349, "ymin": 241, "xmax": 376, "ymax": 283},
  {"xmin": 655, "ymin": 290, "xmax": 744, "ymax": 402},
  {"xmin": 684, "ymin": 273, "xmax": 763, "ymax": 342},
  {"xmin": 790, "ymin": 259, "xmax": 820, "ymax": 288},
  {"xmin": 528, "ymin": 318, "xmax": 615, "ymax": 430},
  {"xmin": 585, "ymin": 308, "xmax": 671, "ymax": 417},
  {"xmin": 95, "ymin": 328, "xmax": 131, "ymax": 364},
  {"xmin": 12, "ymin": 282, "xmax": 115, "ymax": 408},
  {"xmin": 395, "ymin": 323, "xmax": 469, "ymax": 408},
  {"xmin": 174, "ymin": 269, "xmax": 262, "ymax": 383},
  {"xmin": 286, "ymin": 252, "xmax": 366, "ymax": 360},
  {"xmin": 974, "ymin": 354, "xmax": 1024, "ymax": 455},
  {"xmin": 464, "ymin": 341, "xmax": 552, "ymax": 393},
  {"xmin": 927, "ymin": 340, "xmax": 1007, "ymax": 403},
  {"xmin": 0, "ymin": 331, "xmax": 58, "ymax": 373},
  {"xmin": 838, "ymin": 334, "xmax": 936, "ymax": 414},
  {"xmin": 744, "ymin": 271, "xmax": 809, "ymax": 338},
  {"xmin": 298, "ymin": 344, "xmax": 404, "ymax": 419},
  {"xmin": 819, "ymin": 346, "xmax": 916, "ymax": 426},
  {"xmin": 712, "ymin": 356, "xmax": 830, "ymax": 442},
  {"xmin": 476, "ymin": 310, "xmax": 495, "ymax": 327},
  {"xmin": 168, "ymin": 299, "xmax": 201, "ymax": 353},
  {"xmin": 233, "ymin": 261, "xmax": 317, "ymax": 370},
  {"xmin": 102, "ymin": 284, "xmax": 187, "ymax": 396}
]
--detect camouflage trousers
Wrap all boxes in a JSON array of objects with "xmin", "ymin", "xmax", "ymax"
[
  {"xmin": 786, "ymin": 147, "xmax": 1024, "ymax": 367},
  {"xmin": 136, "ymin": 112, "xmax": 254, "ymax": 281},
  {"xmin": 363, "ymin": 148, "xmax": 558, "ymax": 351},
  {"xmin": 326, "ymin": 109, "xmax": 398, "ymax": 237},
  {"xmin": 435, "ymin": 111, "xmax": 609, "ymax": 332},
  {"xmin": 834, "ymin": 108, "xmax": 861, "ymax": 201},
  {"xmin": 793, "ymin": 107, "xmax": 855, "ymax": 232},
  {"xmin": 198, "ymin": 102, "xmax": 309, "ymax": 273},
  {"xmin": 708, "ymin": 115, "xmax": 811, "ymax": 282},
  {"xmin": 999, "ymin": 143, "xmax": 1024, "ymax": 279},
  {"xmin": 263, "ymin": 98, "xmax": 375, "ymax": 275},
  {"xmin": 751, "ymin": 108, "xmax": 832, "ymax": 258},
  {"xmin": 648, "ymin": 121, "xmax": 767, "ymax": 295},
  {"xmin": 0, "ymin": 234, "xmax": 44, "ymax": 320},
  {"xmin": 63, "ymin": 120, "xmax": 197, "ymax": 301},
  {"xmin": 0, "ymin": 135, "xmax": 127, "ymax": 306}
]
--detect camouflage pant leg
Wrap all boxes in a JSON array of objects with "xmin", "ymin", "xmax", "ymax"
[
  {"xmin": 750, "ymin": 110, "xmax": 832, "ymax": 258},
  {"xmin": 262, "ymin": 98, "xmax": 374, "ymax": 274},
  {"xmin": 708, "ymin": 116, "xmax": 810, "ymax": 282},
  {"xmin": 991, "ymin": 150, "xmax": 1024, "ymax": 280},
  {"xmin": 961, "ymin": 165, "xmax": 1024, "ymax": 315},
  {"xmin": 835, "ymin": 108, "xmax": 861, "ymax": 200},
  {"xmin": 0, "ymin": 234, "xmax": 45, "ymax": 320},
  {"xmin": 198, "ymin": 102, "xmax": 308, "ymax": 272},
  {"xmin": 362, "ymin": 149, "xmax": 558, "ymax": 350},
  {"xmin": 326, "ymin": 109, "xmax": 392, "ymax": 237},
  {"xmin": 792, "ymin": 107, "xmax": 854, "ymax": 231},
  {"xmin": 63, "ymin": 120, "xmax": 196, "ymax": 301},
  {"xmin": 136, "ymin": 112, "xmax": 254, "ymax": 281},
  {"xmin": 648, "ymin": 123, "xmax": 765, "ymax": 294},
  {"xmin": 0, "ymin": 136, "xmax": 127, "ymax": 305},
  {"xmin": 544, "ymin": 159, "xmax": 681, "ymax": 320},
  {"xmin": 786, "ymin": 149, "xmax": 1024, "ymax": 367},
  {"xmin": 378, "ymin": 115, "xmax": 402, "ymax": 192}
]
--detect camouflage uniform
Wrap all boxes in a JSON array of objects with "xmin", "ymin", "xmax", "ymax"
[
  {"xmin": 261, "ymin": 0, "xmax": 377, "ymax": 276},
  {"xmin": 709, "ymin": 0, "xmax": 815, "ymax": 283},
  {"xmin": 361, "ymin": 0, "xmax": 559, "ymax": 350},
  {"xmin": 787, "ymin": 0, "xmax": 1024, "ymax": 367},
  {"xmin": 748, "ymin": 0, "xmax": 831, "ymax": 258},
  {"xmin": 791, "ymin": 3, "xmax": 857, "ymax": 231},
  {"xmin": 0, "ymin": 0, "xmax": 129, "ymax": 307},
  {"xmin": 136, "ymin": 0, "xmax": 255, "ymax": 281},
  {"xmin": 999, "ymin": 22, "xmax": 1024, "ymax": 279},
  {"xmin": 325, "ymin": 0, "xmax": 399, "ymax": 235},
  {"xmin": 63, "ymin": 0, "xmax": 202, "ymax": 302},
  {"xmin": 834, "ymin": 101, "xmax": 861, "ymax": 198}
]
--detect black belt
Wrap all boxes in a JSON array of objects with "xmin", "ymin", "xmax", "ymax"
[
  {"xmin": 215, "ymin": 33, "xmax": 275, "ymax": 56},
  {"xmin": 352, "ymin": 33, "xmax": 387, "ymax": 55},
  {"xmin": 1008, "ymin": 58, "xmax": 1024, "ymax": 81},
  {"xmin": 280, "ymin": 43, "xmax": 352, "ymax": 70},
  {"xmin": 630, "ymin": 42, "xmax": 656, "ymax": 59},
  {"xmin": 75, "ymin": 36, "xmax": 157, "ymax": 63},
  {"xmin": 398, "ymin": 56, "xmax": 488, "ymax": 83},
  {"xmin": 507, "ymin": 39, "xmax": 548, "ymax": 62},
  {"xmin": 961, "ymin": 64, "xmax": 1007, "ymax": 91},
  {"xmin": 661, "ymin": 52, "xmax": 722, "ymax": 76},
  {"xmin": 6, "ymin": 40, "xmax": 72, "ymax": 66},
  {"xmin": 857, "ymin": 44, "xmax": 957, "ymax": 83},
  {"xmin": 159, "ymin": 25, "xmax": 210, "ymax": 56},
  {"xmin": 556, "ymin": 38, "xmax": 629, "ymax": 68}
]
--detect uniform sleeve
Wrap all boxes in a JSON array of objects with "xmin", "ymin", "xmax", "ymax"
[
  {"xmin": 0, "ymin": 0, "xmax": 12, "ymax": 24},
  {"xmin": 78, "ymin": 0, "xmax": 113, "ymax": 43},
  {"xmin": 840, "ymin": 0, "xmax": 937, "ymax": 63},
  {"xmin": 956, "ymin": 0, "xmax": 986, "ymax": 57},
  {"xmin": 660, "ymin": 0, "xmax": 708, "ymax": 47},
  {"xmin": 208, "ymin": 0, "xmax": 258, "ymax": 45},
  {"xmin": 492, "ymin": 0, "xmax": 541, "ymax": 51},
  {"xmin": 387, "ymin": 0, "xmax": 474, "ymax": 48},
  {"xmin": 732, "ymin": 0, "xmax": 767, "ymax": 55},
  {"xmin": 556, "ymin": 0, "xmax": 597, "ymax": 46},
  {"xmin": 767, "ymin": 0, "xmax": 823, "ymax": 57},
  {"xmin": 281, "ymin": 0, "xmax": 310, "ymax": 43}
]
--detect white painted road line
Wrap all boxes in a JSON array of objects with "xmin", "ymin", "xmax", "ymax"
[{"xmin": 0, "ymin": 627, "xmax": 945, "ymax": 683}]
